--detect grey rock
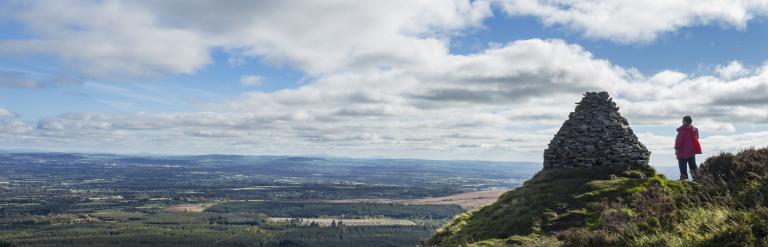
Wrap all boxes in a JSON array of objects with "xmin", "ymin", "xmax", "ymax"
[{"xmin": 542, "ymin": 91, "xmax": 651, "ymax": 170}]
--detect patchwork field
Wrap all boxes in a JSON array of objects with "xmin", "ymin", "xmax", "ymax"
[
  {"xmin": 0, "ymin": 153, "xmax": 538, "ymax": 246},
  {"xmin": 269, "ymin": 217, "xmax": 417, "ymax": 226}
]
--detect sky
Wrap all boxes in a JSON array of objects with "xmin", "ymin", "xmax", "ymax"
[{"xmin": 1, "ymin": 0, "xmax": 768, "ymax": 167}]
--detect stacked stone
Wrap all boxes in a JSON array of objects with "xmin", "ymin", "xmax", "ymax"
[{"xmin": 543, "ymin": 91, "xmax": 650, "ymax": 169}]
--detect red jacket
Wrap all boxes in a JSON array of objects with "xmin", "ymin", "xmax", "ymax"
[{"xmin": 675, "ymin": 125, "xmax": 702, "ymax": 159}]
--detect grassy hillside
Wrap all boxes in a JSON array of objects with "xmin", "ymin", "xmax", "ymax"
[{"xmin": 426, "ymin": 147, "xmax": 768, "ymax": 247}]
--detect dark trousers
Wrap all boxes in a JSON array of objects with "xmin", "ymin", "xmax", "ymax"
[{"xmin": 678, "ymin": 156, "xmax": 697, "ymax": 180}]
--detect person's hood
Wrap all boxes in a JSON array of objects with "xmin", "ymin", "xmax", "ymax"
[{"xmin": 677, "ymin": 124, "xmax": 695, "ymax": 132}]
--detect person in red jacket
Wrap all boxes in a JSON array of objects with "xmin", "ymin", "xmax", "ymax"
[{"xmin": 675, "ymin": 115, "xmax": 702, "ymax": 180}]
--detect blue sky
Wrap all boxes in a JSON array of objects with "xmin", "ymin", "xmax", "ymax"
[
  {"xmin": 1, "ymin": 1, "xmax": 767, "ymax": 166},
  {"xmin": 4, "ymin": 11, "xmax": 767, "ymax": 119},
  {"xmin": 454, "ymin": 12, "xmax": 768, "ymax": 74}
]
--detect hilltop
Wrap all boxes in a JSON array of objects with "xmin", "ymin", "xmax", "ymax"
[
  {"xmin": 426, "ymin": 92, "xmax": 768, "ymax": 246},
  {"xmin": 426, "ymin": 147, "xmax": 768, "ymax": 246}
]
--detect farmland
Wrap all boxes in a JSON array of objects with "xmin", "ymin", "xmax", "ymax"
[
  {"xmin": 0, "ymin": 152, "xmax": 539, "ymax": 246},
  {"xmin": 268, "ymin": 218, "xmax": 417, "ymax": 227}
]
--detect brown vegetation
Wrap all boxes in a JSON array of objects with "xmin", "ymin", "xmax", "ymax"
[
  {"xmin": 164, "ymin": 203, "xmax": 212, "ymax": 213},
  {"xmin": 321, "ymin": 190, "xmax": 507, "ymax": 209}
]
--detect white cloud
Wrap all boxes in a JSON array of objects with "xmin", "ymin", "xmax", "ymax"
[
  {"xmin": 715, "ymin": 60, "xmax": 752, "ymax": 79},
  {"xmin": 639, "ymin": 130, "xmax": 768, "ymax": 167},
  {"xmin": 0, "ymin": 39, "xmax": 579, "ymax": 158},
  {"xmin": 239, "ymin": 75, "xmax": 263, "ymax": 87},
  {"xmin": 0, "ymin": 108, "xmax": 33, "ymax": 137},
  {"xmin": 0, "ymin": 1, "xmax": 767, "ymax": 163},
  {"xmin": 695, "ymin": 121, "xmax": 736, "ymax": 132},
  {"xmin": 1, "ymin": 0, "xmax": 492, "ymax": 77},
  {"xmin": 2, "ymin": 0, "xmax": 767, "ymax": 80},
  {"xmin": 701, "ymin": 131, "xmax": 768, "ymax": 153},
  {"xmin": 496, "ymin": 0, "xmax": 768, "ymax": 43},
  {"xmin": 647, "ymin": 70, "xmax": 687, "ymax": 87},
  {"xmin": 3, "ymin": 37, "xmax": 765, "ymax": 162},
  {"xmin": 1, "ymin": 1, "xmax": 210, "ymax": 77},
  {"xmin": 0, "ymin": 107, "xmax": 13, "ymax": 118},
  {"xmin": 2, "ymin": 36, "xmax": 768, "ymax": 162}
]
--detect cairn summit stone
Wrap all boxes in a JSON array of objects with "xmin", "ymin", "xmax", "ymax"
[{"xmin": 543, "ymin": 91, "xmax": 650, "ymax": 169}]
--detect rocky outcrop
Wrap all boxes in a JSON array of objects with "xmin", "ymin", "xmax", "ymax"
[{"xmin": 543, "ymin": 91, "xmax": 650, "ymax": 169}]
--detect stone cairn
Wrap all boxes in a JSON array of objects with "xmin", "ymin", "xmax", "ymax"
[{"xmin": 543, "ymin": 91, "xmax": 650, "ymax": 169}]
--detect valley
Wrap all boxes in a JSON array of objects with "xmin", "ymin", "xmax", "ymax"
[{"xmin": 0, "ymin": 152, "xmax": 539, "ymax": 246}]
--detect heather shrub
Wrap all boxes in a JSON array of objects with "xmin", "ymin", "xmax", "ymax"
[
  {"xmin": 630, "ymin": 185, "xmax": 679, "ymax": 230},
  {"xmin": 698, "ymin": 147, "xmax": 768, "ymax": 208},
  {"xmin": 558, "ymin": 228, "xmax": 621, "ymax": 247}
]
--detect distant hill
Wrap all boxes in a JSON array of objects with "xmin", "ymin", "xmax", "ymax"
[
  {"xmin": 0, "ymin": 152, "xmax": 541, "ymax": 191},
  {"xmin": 425, "ymin": 147, "xmax": 768, "ymax": 246}
]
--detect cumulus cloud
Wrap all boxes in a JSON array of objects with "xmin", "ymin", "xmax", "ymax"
[
  {"xmin": 3, "ymin": 0, "xmax": 768, "ymax": 79},
  {"xmin": 715, "ymin": 60, "xmax": 752, "ymax": 80},
  {"xmin": 0, "ymin": 1, "xmax": 767, "ymax": 162},
  {"xmin": 0, "ymin": 108, "xmax": 33, "ymax": 138},
  {"xmin": 405, "ymin": 39, "xmax": 625, "ymax": 107},
  {"xmin": 1, "ymin": 0, "xmax": 491, "ymax": 76},
  {"xmin": 3, "ymin": 38, "xmax": 765, "ymax": 162},
  {"xmin": 496, "ymin": 0, "xmax": 768, "ymax": 43},
  {"xmin": 0, "ymin": 107, "xmax": 13, "ymax": 118},
  {"xmin": 1, "ymin": 1, "xmax": 210, "ymax": 77}
]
